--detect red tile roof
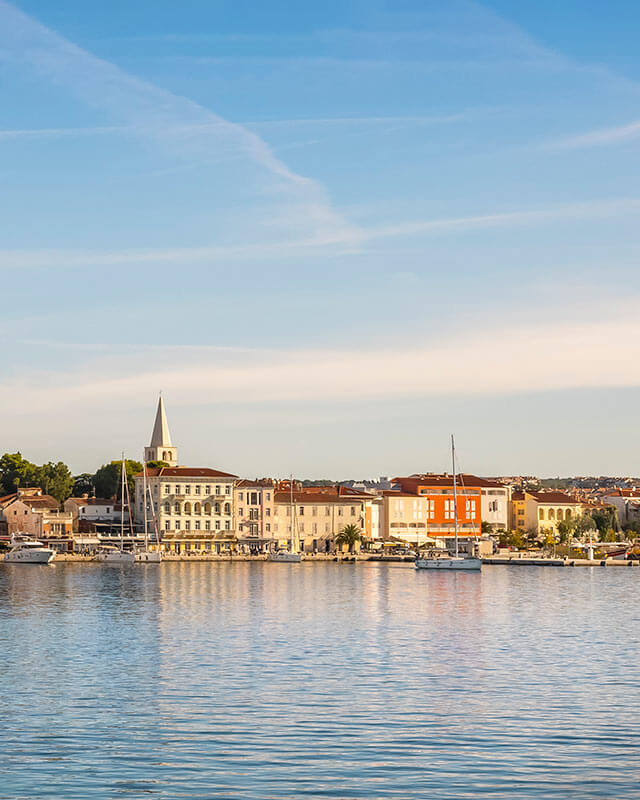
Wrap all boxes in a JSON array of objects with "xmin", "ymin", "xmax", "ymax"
[
  {"xmin": 274, "ymin": 491, "xmax": 365, "ymax": 505},
  {"xmin": 66, "ymin": 497, "xmax": 114, "ymax": 506},
  {"xmin": 393, "ymin": 474, "xmax": 505, "ymax": 490},
  {"xmin": 138, "ymin": 467, "xmax": 238, "ymax": 479},
  {"xmin": 528, "ymin": 491, "xmax": 579, "ymax": 504}
]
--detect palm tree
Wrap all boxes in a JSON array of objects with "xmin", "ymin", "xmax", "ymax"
[{"xmin": 335, "ymin": 524, "xmax": 362, "ymax": 554}]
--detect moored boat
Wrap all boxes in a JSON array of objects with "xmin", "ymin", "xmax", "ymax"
[
  {"xmin": 96, "ymin": 546, "xmax": 135, "ymax": 564},
  {"xmin": 415, "ymin": 435, "xmax": 482, "ymax": 572},
  {"xmin": 4, "ymin": 535, "xmax": 56, "ymax": 564},
  {"xmin": 268, "ymin": 550, "xmax": 302, "ymax": 563}
]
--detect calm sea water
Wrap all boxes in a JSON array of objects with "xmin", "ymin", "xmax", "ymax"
[{"xmin": 0, "ymin": 562, "xmax": 638, "ymax": 799}]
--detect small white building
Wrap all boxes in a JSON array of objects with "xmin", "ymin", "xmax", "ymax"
[{"xmin": 64, "ymin": 497, "xmax": 118, "ymax": 528}]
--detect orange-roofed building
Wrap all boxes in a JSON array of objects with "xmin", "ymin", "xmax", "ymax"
[{"xmin": 382, "ymin": 474, "xmax": 488, "ymax": 544}]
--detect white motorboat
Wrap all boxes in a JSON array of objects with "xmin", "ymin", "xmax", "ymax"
[
  {"xmin": 268, "ymin": 550, "xmax": 302, "ymax": 563},
  {"xmin": 415, "ymin": 435, "xmax": 482, "ymax": 572},
  {"xmin": 4, "ymin": 535, "xmax": 56, "ymax": 564},
  {"xmin": 96, "ymin": 546, "xmax": 135, "ymax": 564}
]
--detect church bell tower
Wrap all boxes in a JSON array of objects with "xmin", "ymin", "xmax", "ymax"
[{"xmin": 144, "ymin": 395, "xmax": 178, "ymax": 467}]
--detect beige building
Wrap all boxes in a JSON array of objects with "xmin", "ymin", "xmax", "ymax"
[
  {"xmin": 273, "ymin": 485, "xmax": 369, "ymax": 553},
  {"xmin": 134, "ymin": 398, "xmax": 237, "ymax": 553},
  {"xmin": 510, "ymin": 491, "xmax": 583, "ymax": 537},
  {"xmin": 234, "ymin": 480, "xmax": 275, "ymax": 552}
]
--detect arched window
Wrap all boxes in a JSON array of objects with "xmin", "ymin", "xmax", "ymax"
[
  {"xmin": 548, "ymin": 508, "xmax": 555, "ymax": 520},
  {"xmin": 539, "ymin": 508, "xmax": 545, "ymax": 520},
  {"xmin": 214, "ymin": 503, "xmax": 221, "ymax": 515},
  {"xmin": 204, "ymin": 502, "xmax": 211, "ymax": 515},
  {"xmin": 566, "ymin": 509, "xmax": 572, "ymax": 519},
  {"xmin": 194, "ymin": 502, "xmax": 201, "ymax": 514},
  {"xmin": 224, "ymin": 503, "xmax": 231, "ymax": 515},
  {"xmin": 184, "ymin": 502, "xmax": 192, "ymax": 515},
  {"xmin": 164, "ymin": 503, "xmax": 171, "ymax": 514},
  {"xmin": 556, "ymin": 509, "xmax": 563, "ymax": 522},
  {"xmin": 174, "ymin": 502, "xmax": 181, "ymax": 514}
]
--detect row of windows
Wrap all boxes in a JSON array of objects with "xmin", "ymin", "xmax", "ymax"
[
  {"xmin": 276, "ymin": 506, "xmax": 356, "ymax": 517},
  {"xmin": 237, "ymin": 491, "xmax": 271, "ymax": 504},
  {"xmin": 539, "ymin": 508, "xmax": 573, "ymax": 521},
  {"xmin": 237, "ymin": 508, "xmax": 269, "ymax": 519},
  {"xmin": 163, "ymin": 502, "xmax": 231, "ymax": 515},
  {"xmin": 164, "ymin": 519, "xmax": 232, "ymax": 531},
  {"xmin": 163, "ymin": 484, "xmax": 231, "ymax": 496}
]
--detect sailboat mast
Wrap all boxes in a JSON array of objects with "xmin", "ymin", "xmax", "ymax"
[
  {"xmin": 452, "ymin": 434, "xmax": 458, "ymax": 559},
  {"xmin": 120, "ymin": 452, "xmax": 125, "ymax": 551},
  {"xmin": 142, "ymin": 457, "xmax": 149, "ymax": 550},
  {"xmin": 290, "ymin": 475, "xmax": 296, "ymax": 554}
]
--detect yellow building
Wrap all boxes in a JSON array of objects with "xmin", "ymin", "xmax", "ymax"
[{"xmin": 509, "ymin": 491, "xmax": 583, "ymax": 537}]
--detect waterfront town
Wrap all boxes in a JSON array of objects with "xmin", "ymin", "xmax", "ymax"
[{"xmin": 1, "ymin": 397, "xmax": 639, "ymax": 559}]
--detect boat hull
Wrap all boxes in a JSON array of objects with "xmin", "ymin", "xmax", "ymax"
[
  {"xmin": 415, "ymin": 557, "xmax": 482, "ymax": 571},
  {"xmin": 4, "ymin": 549, "xmax": 55, "ymax": 564},
  {"xmin": 134, "ymin": 551, "xmax": 162, "ymax": 563},
  {"xmin": 96, "ymin": 551, "xmax": 135, "ymax": 564},
  {"xmin": 268, "ymin": 552, "xmax": 302, "ymax": 563}
]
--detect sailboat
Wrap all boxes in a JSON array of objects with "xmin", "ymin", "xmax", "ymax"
[
  {"xmin": 135, "ymin": 459, "xmax": 162, "ymax": 563},
  {"xmin": 269, "ymin": 478, "xmax": 302, "ymax": 562},
  {"xmin": 96, "ymin": 453, "xmax": 135, "ymax": 564},
  {"xmin": 415, "ymin": 436, "xmax": 482, "ymax": 571}
]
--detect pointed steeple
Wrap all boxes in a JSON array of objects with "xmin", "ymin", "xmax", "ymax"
[
  {"xmin": 150, "ymin": 395, "xmax": 172, "ymax": 447},
  {"xmin": 145, "ymin": 395, "xmax": 178, "ymax": 467}
]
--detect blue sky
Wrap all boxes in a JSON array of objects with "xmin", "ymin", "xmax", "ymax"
[{"xmin": 2, "ymin": 0, "xmax": 639, "ymax": 478}]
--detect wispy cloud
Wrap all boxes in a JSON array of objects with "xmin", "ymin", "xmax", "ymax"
[
  {"xmin": 548, "ymin": 120, "xmax": 640, "ymax": 151},
  {"xmin": 0, "ymin": 0, "xmax": 360, "ymax": 247},
  {"xmin": 3, "ymin": 196, "xmax": 637, "ymax": 270},
  {"xmin": 368, "ymin": 197, "xmax": 640, "ymax": 239}
]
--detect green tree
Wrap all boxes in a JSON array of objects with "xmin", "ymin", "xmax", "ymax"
[
  {"xmin": 591, "ymin": 507, "xmax": 618, "ymax": 538},
  {"xmin": 480, "ymin": 520, "xmax": 493, "ymax": 536},
  {"xmin": 93, "ymin": 460, "xmax": 143, "ymax": 499},
  {"xmin": 0, "ymin": 452, "xmax": 40, "ymax": 495},
  {"xmin": 574, "ymin": 514, "xmax": 597, "ymax": 539},
  {"xmin": 72, "ymin": 473, "xmax": 95, "ymax": 496},
  {"xmin": 498, "ymin": 529, "xmax": 526, "ymax": 549},
  {"xmin": 39, "ymin": 461, "xmax": 74, "ymax": 504},
  {"xmin": 335, "ymin": 524, "xmax": 362, "ymax": 553},
  {"xmin": 556, "ymin": 517, "xmax": 576, "ymax": 545},
  {"xmin": 146, "ymin": 460, "xmax": 169, "ymax": 470}
]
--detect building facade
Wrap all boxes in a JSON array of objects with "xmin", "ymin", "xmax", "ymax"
[
  {"xmin": 134, "ymin": 398, "xmax": 237, "ymax": 553},
  {"xmin": 509, "ymin": 490, "xmax": 583, "ymax": 537},
  {"xmin": 272, "ymin": 485, "xmax": 369, "ymax": 553},
  {"xmin": 385, "ymin": 474, "xmax": 486, "ymax": 543},
  {"xmin": 0, "ymin": 487, "xmax": 73, "ymax": 552},
  {"xmin": 234, "ymin": 480, "xmax": 275, "ymax": 553}
]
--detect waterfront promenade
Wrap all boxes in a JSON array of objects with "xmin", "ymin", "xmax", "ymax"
[{"xmin": 5, "ymin": 551, "xmax": 638, "ymax": 566}]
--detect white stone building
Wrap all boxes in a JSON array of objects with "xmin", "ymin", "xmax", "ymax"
[{"xmin": 134, "ymin": 397, "xmax": 237, "ymax": 553}]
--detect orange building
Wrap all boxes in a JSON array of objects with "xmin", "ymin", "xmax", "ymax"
[{"xmin": 382, "ymin": 474, "xmax": 485, "ymax": 543}]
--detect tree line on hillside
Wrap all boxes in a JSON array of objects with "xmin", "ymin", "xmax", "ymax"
[{"xmin": 0, "ymin": 453, "xmax": 168, "ymax": 506}]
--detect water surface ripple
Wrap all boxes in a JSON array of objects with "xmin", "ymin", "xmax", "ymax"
[{"xmin": 0, "ymin": 562, "xmax": 638, "ymax": 798}]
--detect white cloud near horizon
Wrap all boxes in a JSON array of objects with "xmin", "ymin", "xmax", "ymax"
[{"xmin": 2, "ymin": 315, "xmax": 639, "ymax": 417}]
